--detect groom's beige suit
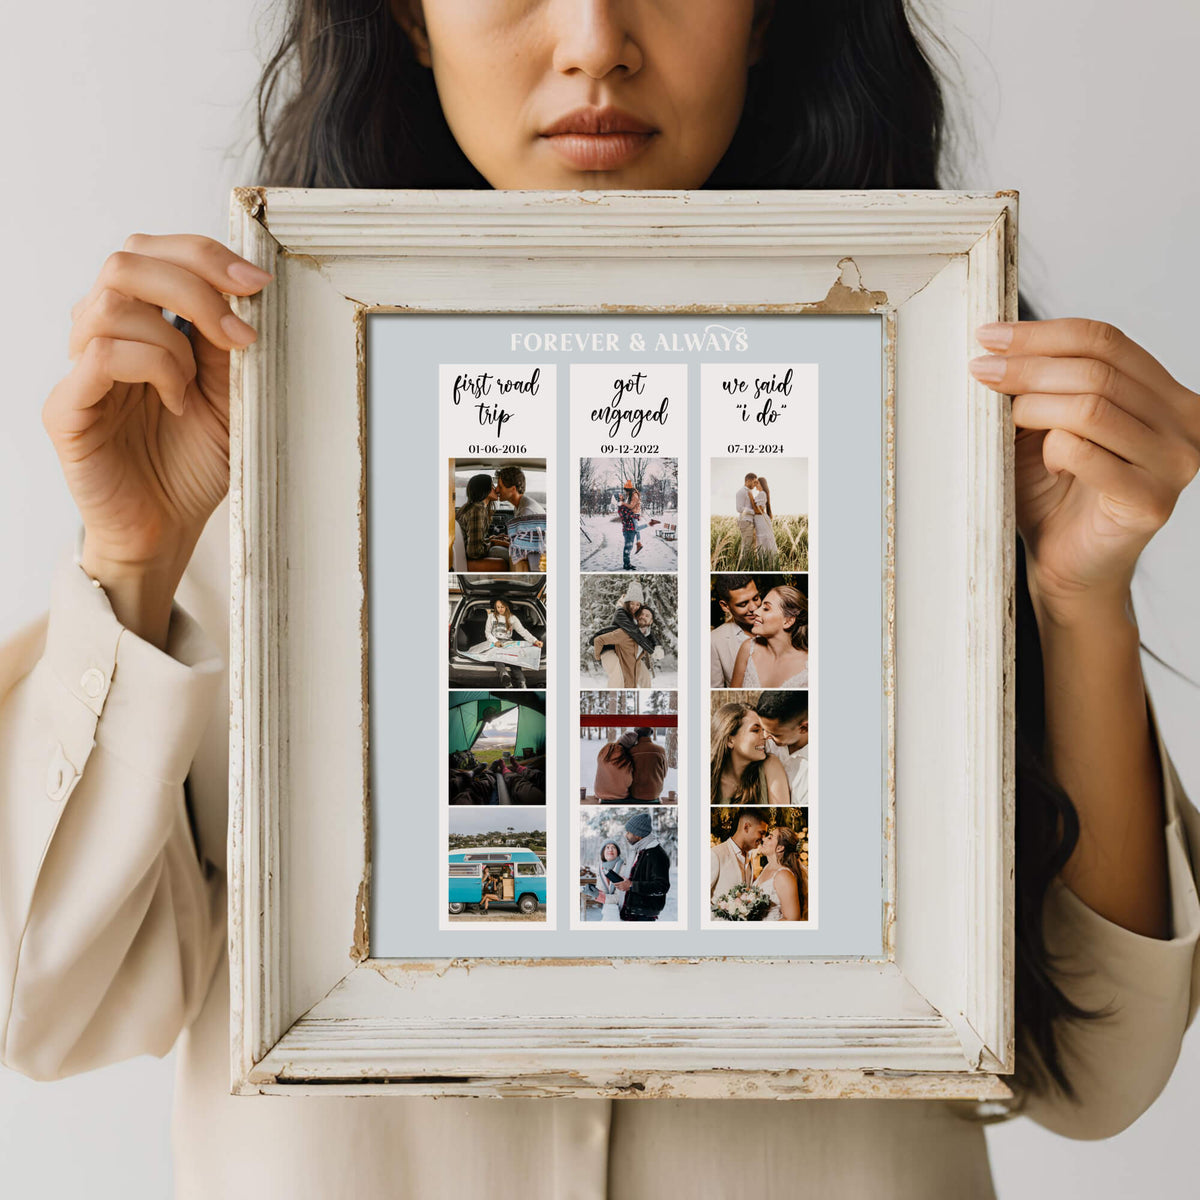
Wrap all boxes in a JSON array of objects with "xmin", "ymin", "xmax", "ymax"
[{"xmin": 710, "ymin": 838, "xmax": 750, "ymax": 900}]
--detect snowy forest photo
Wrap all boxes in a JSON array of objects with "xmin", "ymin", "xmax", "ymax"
[
  {"xmin": 580, "ymin": 573, "xmax": 679, "ymax": 689},
  {"xmin": 579, "ymin": 456, "xmax": 679, "ymax": 572},
  {"xmin": 579, "ymin": 807, "xmax": 679, "ymax": 923},
  {"xmin": 579, "ymin": 690, "xmax": 679, "ymax": 803}
]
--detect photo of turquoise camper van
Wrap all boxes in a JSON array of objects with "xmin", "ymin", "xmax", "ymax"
[
  {"xmin": 448, "ymin": 807, "xmax": 549, "ymax": 922},
  {"xmin": 448, "ymin": 847, "xmax": 547, "ymax": 917}
]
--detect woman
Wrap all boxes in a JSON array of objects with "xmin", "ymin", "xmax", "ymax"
[
  {"xmin": 594, "ymin": 731, "xmax": 637, "ymax": 801},
  {"xmin": 455, "ymin": 473, "xmax": 497, "ymax": 561},
  {"xmin": 595, "ymin": 840, "xmax": 627, "ymax": 922},
  {"xmin": 730, "ymin": 585, "xmax": 808, "ymax": 688},
  {"xmin": 485, "ymin": 598, "xmax": 542, "ymax": 651},
  {"xmin": 750, "ymin": 475, "xmax": 778, "ymax": 558},
  {"xmin": 755, "ymin": 827, "xmax": 808, "ymax": 922},
  {"xmin": 3, "ymin": 1, "xmax": 1198, "ymax": 1197},
  {"xmin": 482, "ymin": 596, "xmax": 543, "ymax": 688},
  {"xmin": 480, "ymin": 868, "xmax": 500, "ymax": 914},
  {"xmin": 710, "ymin": 701, "xmax": 791, "ymax": 808},
  {"xmin": 629, "ymin": 488, "xmax": 660, "ymax": 553}
]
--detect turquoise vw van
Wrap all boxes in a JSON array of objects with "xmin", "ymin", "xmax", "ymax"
[{"xmin": 448, "ymin": 847, "xmax": 546, "ymax": 914}]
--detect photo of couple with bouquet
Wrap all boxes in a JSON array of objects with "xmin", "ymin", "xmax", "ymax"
[{"xmin": 710, "ymin": 807, "xmax": 809, "ymax": 923}]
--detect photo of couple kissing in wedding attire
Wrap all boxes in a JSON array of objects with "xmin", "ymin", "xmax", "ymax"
[
  {"xmin": 709, "ymin": 458, "xmax": 809, "ymax": 571},
  {"xmin": 710, "ymin": 807, "xmax": 809, "ymax": 923},
  {"xmin": 579, "ymin": 808, "xmax": 678, "ymax": 924}
]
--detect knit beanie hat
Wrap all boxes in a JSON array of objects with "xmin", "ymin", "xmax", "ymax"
[
  {"xmin": 621, "ymin": 581, "xmax": 646, "ymax": 606},
  {"xmin": 616, "ymin": 730, "xmax": 639, "ymax": 749},
  {"xmin": 624, "ymin": 812, "xmax": 653, "ymax": 839}
]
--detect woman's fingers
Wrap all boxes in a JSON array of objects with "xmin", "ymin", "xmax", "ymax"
[
  {"xmin": 1040, "ymin": 429, "xmax": 1177, "ymax": 530},
  {"xmin": 71, "ymin": 234, "xmax": 272, "ymax": 347},
  {"xmin": 44, "ymin": 336, "xmax": 193, "ymax": 434},
  {"xmin": 970, "ymin": 351, "xmax": 1182, "ymax": 434},
  {"xmin": 68, "ymin": 289, "xmax": 197, "ymax": 374},
  {"xmin": 1011, "ymin": 391, "xmax": 1183, "ymax": 477},
  {"xmin": 977, "ymin": 318, "xmax": 1183, "ymax": 400},
  {"xmin": 70, "ymin": 251, "xmax": 259, "ymax": 352}
]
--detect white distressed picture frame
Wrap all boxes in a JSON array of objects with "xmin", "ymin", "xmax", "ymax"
[{"xmin": 228, "ymin": 189, "xmax": 1016, "ymax": 1099}]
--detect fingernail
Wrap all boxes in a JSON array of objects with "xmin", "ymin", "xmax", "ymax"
[
  {"xmin": 976, "ymin": 322, "xmax": 1014, "ymax": 349},
  {"xmin": 968, "ymin": 355, "xmax": 1006, "ymax": 382},
  {"xmin": 221, "ymin": 313, "xmax": 257, "ymax": 346},
  {"xmin": 227, "ymin": 261, "xmax": 273, "ymax": 288}
]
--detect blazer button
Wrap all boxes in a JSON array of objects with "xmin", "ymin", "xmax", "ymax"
[
  {"xmin": 46, "ymin": 743, "xmax": 78, "ymax": 803},
  {"xmin": 80, "ymin": 667, "xmax": 108, "ymax": 700}
]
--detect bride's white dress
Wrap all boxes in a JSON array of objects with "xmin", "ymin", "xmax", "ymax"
[
  {"xmin": 752, "ymin": 489, "xmax": 778, "ymax": 555},
  {"xmin": 742, "ymin": 645, "xmax": 809, "ymax": 689},
  {"xmin": 758, "ymin": 867, "xmax": 784, "ymax": 921}
]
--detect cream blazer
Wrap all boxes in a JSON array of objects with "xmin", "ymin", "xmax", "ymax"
[
  {"xmin": 711, "ymin": 837, "xmax": 750, "ymax": 901},
  {"xmin": 3, "ymin": 504, "xmax": 1200, "ymax": 1200}
]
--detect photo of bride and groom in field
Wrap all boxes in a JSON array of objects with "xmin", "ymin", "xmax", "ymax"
[{"xmin": 710, "ymin": 458, "xmax": 809, "ymax": 571}]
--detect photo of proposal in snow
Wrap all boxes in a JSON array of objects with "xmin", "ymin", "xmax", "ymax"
[
  {"xmin": 447, "ymin": 690, "xmax": 547, "ymax": 806},
  {"xmin": 579, "ymin": 807, "xmax": 679, "ymax": 924},
  {"xmin": 579, "ymin": 690, "xmax": 678, "ymax": 804},
  {"xmin": 579, "ymin": 456, "xmax": 678, "ymax": 572},
  {"xmin": 709, "ymin": 458, "xmax": 808, "ymax": 571},
  {"xmin": 580, "ymin": 575, "xmax": 678, "ymax": 689}
]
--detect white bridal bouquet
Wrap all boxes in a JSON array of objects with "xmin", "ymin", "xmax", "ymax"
[{"xmin": 711, "ymin": 882, "xmax": 770, "ymax": 921}]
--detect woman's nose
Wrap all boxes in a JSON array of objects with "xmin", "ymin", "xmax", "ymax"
[{"xmin": 551, "ymin": 0, "xmax": 643, "ymax": 78}]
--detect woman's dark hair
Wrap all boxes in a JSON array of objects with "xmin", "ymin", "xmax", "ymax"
[
  {"xmin": 601, "ymin": 739, "xmax": 634, "ymax": 773},
  {"xmin": 257, "ymin": 0, "xmax": 943, "ymax": 191},
  {"xmin": 464, "ymin": 473, "xmax": 493, "ymax": 505},
  {"xmin": 258, "ymin": 0, "xmax": 1088, "ymax": 1098}
]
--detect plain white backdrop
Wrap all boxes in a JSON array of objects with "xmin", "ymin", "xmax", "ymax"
[{"xmin": 1, "ymin": 2, "xmax": 1197, "ymax": 1195}]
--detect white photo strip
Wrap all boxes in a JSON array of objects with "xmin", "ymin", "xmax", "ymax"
[
  {"xmin": 440, "ymin": 363, "xmax": 557, "ymax": 931},
  {"xmin": 701, "ymin": 363, "xmax": 819, "ymax": 929},
  {"xmin": 569, "ymin": 363, "xmax": 688, "ymax": 931}
]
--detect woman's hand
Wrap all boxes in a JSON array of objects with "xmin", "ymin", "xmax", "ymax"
[
  {"xmin": 970, "ymin": 318, "xmax": 1198, "ymax": 938},
  {"xmin": 43, "ymin": 234, "xmax": 272, "ymax": 646},
  {"xmin": 970, "ymin": 318, "xmax": 1199, "ymax": 624}
]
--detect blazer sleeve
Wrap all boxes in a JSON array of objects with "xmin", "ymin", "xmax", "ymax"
[
  {"xmin": 0, "ymin": 554, "xmax": 225, "ymax": 1081},
  {"xmin": 1020, "ymin": 702, "xmax": 1200, "ymax": 1139}
]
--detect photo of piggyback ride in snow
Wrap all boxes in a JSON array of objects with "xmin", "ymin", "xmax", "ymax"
[
  {"xmin": 580, "ymin": 574, "xmax": 679, "ymax": 690},
  {"xmin": 579, "ymin": 456, "xmax": 678, "ymax": 572}
]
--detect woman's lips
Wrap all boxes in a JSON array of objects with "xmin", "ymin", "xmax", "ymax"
[
  {"xmin": 540, "ymin": 106, "xmax": 657, "ymax": 170},
  {"xmin": 542, "ymin": 131, "xmax": 655, "ymax": 170}
]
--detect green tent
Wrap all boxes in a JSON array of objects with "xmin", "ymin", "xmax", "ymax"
[{"xmin": 448, "ymin": 691, "xmax": 546, "ymax": 758}]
